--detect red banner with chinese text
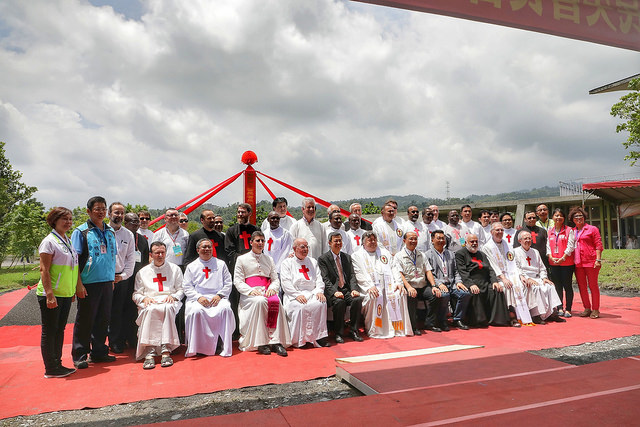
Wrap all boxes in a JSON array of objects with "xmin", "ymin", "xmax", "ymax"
[{"xmin": 353, "ymin": 0, "xmax": 640, "ymax": 52}]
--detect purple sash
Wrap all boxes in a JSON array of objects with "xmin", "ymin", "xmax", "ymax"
[{"xmin": 246, "ymin": 276, "xmax": 279, "ymax": 329}]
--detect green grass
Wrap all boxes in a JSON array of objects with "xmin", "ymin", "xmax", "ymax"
[
  {"xmin": 0, "ymin": 264, "xmax": 40, "ymax": 293},
  {"xmin": 599, "ymin": 249, "xmax": 640, "ymax": 292}
]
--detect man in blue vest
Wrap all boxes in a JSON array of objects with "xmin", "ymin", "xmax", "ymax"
[{"xmin": 71, "ymin": 196, "xmax": 118, "ymax": 369}]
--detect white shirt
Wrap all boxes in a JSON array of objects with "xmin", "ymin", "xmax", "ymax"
[
  {"xmin": 138, "ymin": 228, "xmax": 154, "ymax": 242},
  {"xmin": 289, "ymin": 217, "xmax": 327, "ymax": 260},
  {"xmin": 261, "ymin": 215, "xmax": 296, "ymax": 232},
  {"xmin": 402, "ymin": 220, "xmax": 430, "ymax": 254},
  {"xmin": 346, "ymin": 228, "xmax": 365, "ymax": 254},
  {"xmin": 152, "ymin": 227, "xmax": 190, "ymax": 266},
  {"xmin": 114, "ymin": 226, "xmax": 135, "ymax": 280}
]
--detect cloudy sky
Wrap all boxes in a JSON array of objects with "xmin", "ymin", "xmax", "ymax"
[{"xmin": 1, "ymin": 0, "xmax": 638, "ymax": 211}]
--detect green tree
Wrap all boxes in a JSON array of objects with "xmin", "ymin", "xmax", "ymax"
[
  {"xmin": 611, "ymin": 77, "xmax": 640, "ymax": 165},
  {"xmin": 361, "ymin": 202, "xmax": 380, "ymax": 215},
  {"xmin": 6, "ymin": 199, "xmax": 48, "ymax": 267},
  {"xmin": 0, "ymin": 142, "xmax": 37, "ymax": 266},
  {"xmin": 72, "ymin": 206, "xmax": 90, "ymax": 229}
]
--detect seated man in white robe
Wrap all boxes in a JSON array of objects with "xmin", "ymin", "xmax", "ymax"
[
  {"xmin": 280, "ymin": 238, "xmax": 330, "ymax": 348},
  {"xmin": 262, "ymin": 211, "xmax": 293, "ymax": 272},
  {"xmin": 183, "ymin": 239, "xmax": 236, "ymax": 358},
  {"xmin": 482, "ymin": 222, "xmax": 544, "ymax": 327},
  {"xmin": 514, "ymin": 231, "xmax": 566, "ymax": 324},
  {"xmin": 352, "ymin": 231, "xmax": 413, "ymax": 338},
  {"xmin": 233, "ymin": 231, "xmax": 291, "ymax": 356},
  {"xmin": 133, "ymin": 242, "xmax": 184, "ymax": 369}
]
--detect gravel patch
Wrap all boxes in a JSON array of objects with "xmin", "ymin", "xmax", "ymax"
[{"xmin": 530, "ymin": 334, "xmax": 640, "ymax": 365}]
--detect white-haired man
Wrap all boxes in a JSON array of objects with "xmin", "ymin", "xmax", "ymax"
[{"xmin": 289, "ymin": 197, "xmax": 327, "ymax": 260}]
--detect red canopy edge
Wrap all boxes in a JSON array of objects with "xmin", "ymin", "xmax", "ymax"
[{"xmin": 582, "ymin": 180, "xmax": 640, "ymax": 191}]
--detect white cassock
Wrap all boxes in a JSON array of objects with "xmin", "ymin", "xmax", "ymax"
[
  {"xmin": 461, "ymin": 220, "xmax": 483, "ymax": 245},
  {"xmin": 482, "ymin": 239, "xmax": 541, "ymax": 324},
  {"xmin": 352, "ymin": 247, "xmax": 412, "ymax": 338},
  {"xmin": 261, "ymin": 215, "xmax": 296, "ymax": 232},
  {"xmin": 133, "ymin": 262, "xmax": 184, "ymax": 360},
  {"xmin": 514, "ymin": 247, "xmax": 562, "ymax": 320},
  {"xmin": 183, "ymin": 257, "xmax": 235, "ymax": 357},
  {"xmin": 443, "ymin": 224, "xmax": 465, "ymax": 252},
  {"xmin": 346, "ymin": 228, "xmax": 365, "ymax": 255},
  {"xmin": 280, "ymin": 256, "xmax": 328, "ymax": 347},
  {"xmin": 263, "ymin": 226, "xmax": 293, "ymax": 272},
  {"xmin": 402, "ymin": 220, "xmax": 430, "ymax": 254},
  {"xmin": 503, "ymin": 227, "xmax": 517, "ymax": 250},
  {"xmin": 425, "ymin": 222, "xmax": 439, "ymax": 234},
  {"xmin": 233, "ymin": 251, "xmax": 291, "ymax": 351},
  {"xmin": 481, "ymin": 225, "xmax": 492, "ymax": 248},
  {"xmin": 326, "ymin": 226, "xmax": 352, "ymax": 255},
  {"xmin": 372, "ymin": 218, "xmax": 404, "ymax": 256},
  {"xmin": 289, "ymin": 218, "xmax": 327, "ymax": 260}
]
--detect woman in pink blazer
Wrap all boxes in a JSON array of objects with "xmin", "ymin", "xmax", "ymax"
[{"xmin": 568, "ymin": 207, "xmax": 603, "ymax": 319}]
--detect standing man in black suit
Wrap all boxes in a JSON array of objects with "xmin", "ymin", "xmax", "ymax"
[{"xmin": 318, "ymin": 232, "xmax": 363, "ymax": 343}]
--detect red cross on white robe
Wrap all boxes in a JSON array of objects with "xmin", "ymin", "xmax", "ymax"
[
  {"xmin": 267, "ymin": 237, "xmax": 274, "ymax": 251},
  {"xmin": 414, "ymin": 228, "xmax": 419, "ymax": 236},
  {"xmin": 354, "ymin": 235, "xmax": 361, "ymax": 246},
  {"xmin": 299, "ymin": 264, "xmax": 310, "ymax": 280},
  {"xmin": 153, "ymin": 273, "xmax": 167, "ymax": 291},
  {"xmin": 526, "ymin": 256, "xmax": 532, "ymax": 266},
  {"xmin": 471, "ymin": 256, "xmax": 483, "ymax": 269},
  {"xmin": 530, "ymin": 231, "xmax": 538, "ymax": 244},
  {"xmin": 239, "ymin": 231, "xmax": 251, "ymax": 250},
  {"xmin": 505, "ymin": 234, "xmax": 512, "ymax": 243},
  {"xmin": 203, "ymin": 266, "xmax": 211, "ymax": 279},
  {"xmin": 210, "ymin": 239, "xmax": 218, "ymax": 257}
]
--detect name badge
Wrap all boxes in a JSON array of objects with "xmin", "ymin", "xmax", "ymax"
[
  {"xmin": 100, "ymin": 244, "xmax": 107, "ymax": 254},
  {"xmin": 173, "ymin": 244, "xmax": 183, "ymax": 257},
  {"xmin": 135, "ymin": 250, "xmax": 142, "ymax": 263}
]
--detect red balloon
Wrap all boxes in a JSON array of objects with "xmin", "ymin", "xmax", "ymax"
[{"xmin": 241, "ymin": 151, "xmax": 258, "ymax": 165}]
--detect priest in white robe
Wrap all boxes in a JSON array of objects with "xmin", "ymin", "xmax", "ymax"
[
  {"xmin": 482, "ymin": 222, "xmax": 544, "ymax": 326},
  {"xmin": 352, "ymin": 231, "xmax": 413, "ymax": 338},
  {"xmin": 280, "ymin": 238, "xmax": 329, "ymax": 348},
  {"xmin": 233, "ymin": 231, "xmax": 291, "ymax": 356},
  {"xmin": 325, "ymin": 211, "xmax": 353, "ymax": 255},
  {"xmin": 402, "ymin": 206, "xmax": 430, "ymax": 254},
  {"xmin": 289, "ymin": 197, "xmax": 327, "ymax": 259},
  {"xmin": 514, "ymin": 231, "xmax": 565, "ymax": 323},
  {"xmin": 133, "ymin": 242, "xmax": 184, "ymax": 369},
  {"xmin": 183, "ymin": 239, "xmax": 236, "ymax": 358},
  {"xmin": 500, "ymin": 213, "xmax": 517, "ymax": 250},
  {"xmin": 346, "ymin": 214, "xmax": 365, "ymax": 255},
  {"xmin": 372, "ymin": 204, "xmax": 404, "ymax": 256},
  {"xmin": 262, "ymin": 211, "xmax": 293, "ymax": 272}
]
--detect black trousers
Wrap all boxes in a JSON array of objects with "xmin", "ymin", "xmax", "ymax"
[
  {"xmin": 550, "ymin": 265, "xmax": 575, "ymax": 311},
  {"xmin": 38, "ymin": 295, "xmax": 72, "ymax": 372},
  {"xmin": 328, "ymin": 291, "xmax": 363, "ymax": 336},
  {"xmin": 109, "ymin": 277, "xmax": 138, "ymax": 348},
  {"xmin": 72, "ymin": 281, "xmax": 113, "ymax": 362}
]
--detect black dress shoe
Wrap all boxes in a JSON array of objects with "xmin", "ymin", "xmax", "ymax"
[
  {"xmin": 271, "ymin": 344, "xmax": 288, "ymax": 357},
  {"xmin": 349, "ymin": 331, "xmax": 363, "ymax": 342},
  {"xmin": 429, "ymin": 326, "xmax": 442, "ymax": 332},
  {"xmin": 74, "ymin": 359, "xmax": 89, "ymax": 369},
  {"xmin": 334, "ymin": 334, "xmax": 344, "ymax": 344},
  {"xmin": 258, "ymin": 345, "xmax": 271, "ymax": 355},
  {"xmin": 550, "ymin": 314, "xmax": 566, "ymax": 323},
  {"xmin": 89, "ymin": 354, "xmax": 116, "ymax": 363},
  {"xmin": 532, "ymin": 315, "xmax": 546, "ymax": 325},
  {"xmin": 316, "ymin": 338, "xmax": 331, "ymax": 347},
  {"xmin": 455, "ymin": 320, "xmax": 469, "ymax": 330},
  {"xmin": 413, "ymin": 329, "xmax": 422, "ymax": 336},
  {"xmin": 440, "ymin": 325, "xmax": 450, "ymax": 332},
  {"xmin": 110, "ymin": 344, "xmax": 124, "ymax": 354}
]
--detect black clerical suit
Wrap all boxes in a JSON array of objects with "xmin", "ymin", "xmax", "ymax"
[
  {"xmin": 455, "ymin": 247, "xmax": 510, "ymax": 327},
  {"xmin": 318, "ymin": 250, "xmax": 363, "ymax": 337},
  {"xmin": 184, "ymin": 227, "xmax": 227, "ymax": 266}
]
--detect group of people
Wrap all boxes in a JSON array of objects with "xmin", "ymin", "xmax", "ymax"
[{"xmin": 36, "ymin": 196, "xmax": 603, "ymax": 378}]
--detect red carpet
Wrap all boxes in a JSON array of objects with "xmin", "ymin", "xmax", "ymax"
[{"xmin": 0, "ymin": 290, "xmax": 638, "ymax": 419}]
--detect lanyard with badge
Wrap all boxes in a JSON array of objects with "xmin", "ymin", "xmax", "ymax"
[
  {"xmin": 134, "ymin": 233, "xmax": 142, "ymax": 263},
  {"xmin": 168, "ymin": 229, "xmax": 183, "ymax": 257},
  {"xmin": 51, "ymin": 230, "xmax": 77, "ymax": 268}
]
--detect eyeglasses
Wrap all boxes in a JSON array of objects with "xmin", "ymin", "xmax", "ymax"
[{"xmin": 179, "ymin": 219, "xmax": 189, "ymax": 223}]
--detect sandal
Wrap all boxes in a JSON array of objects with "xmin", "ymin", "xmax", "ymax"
[
  {"xmin": 510, "ymin": 319, "xmax": 521, "ymax": 328},
  {"xmin": 590, "ymin": 310, "xmax": 600, "ymax": 319},
  {"xmin": 160, "ymin": 355, "xmax": 173, "ymax": 367},
  {"xmin": 564, "ymin": 311, "xmax": 572, "ymax": 318},
  {"xmin": 143, "ymin": 357, "xmax": 155, "ymax": 370},
  {"xmin": 578, "ymin": 309, "xmax": 592, "ymax": 317}
]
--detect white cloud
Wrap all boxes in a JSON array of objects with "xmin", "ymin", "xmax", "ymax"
[{"xmin": 0, "ymin": 0, "xmax": 637, "ymax": 211}]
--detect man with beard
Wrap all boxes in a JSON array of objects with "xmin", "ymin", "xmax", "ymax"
[
  {"xmin": 422, "ymin": 207, "xmax": 439, "ymax": 235},
  {"xmin": 225, "ymin": 204, "xmax": 258, "ymax": 273},
  {"xmin": 352, "ymin": 231, "xmax": 412, "ymax": 338},
  {"xmin": 372, "ymin": 203, "xmax": 404, "ymax": 256},
  {"xmin": 402, "ymin": 206, "xmax": 430, "ymax": 254},
  {"xmin": 262, "ymin": 211, "xmax": 293, "ymax": 272},
  {"xmin": 455, "ymin": 234, "xmax": 510, "ymax": 327},
  {"xmin": 184, "ymin": 210, "xmax": 227, "ymax": 266},
  {"xmin": 443, "ymin": 210, "xmax": 465, "ymax": 252}
]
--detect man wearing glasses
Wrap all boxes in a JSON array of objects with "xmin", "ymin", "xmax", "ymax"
[
  {"xmin": 402, "ymin": 206, "xmax": 430, "ymax": 254},
  {"xmin": 536, "ymin": 204, "xmax": 554, "ymax": 230},
  {"xmin": 137, "ymin": 211, "xmax": 154, "ymax": 241}
]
